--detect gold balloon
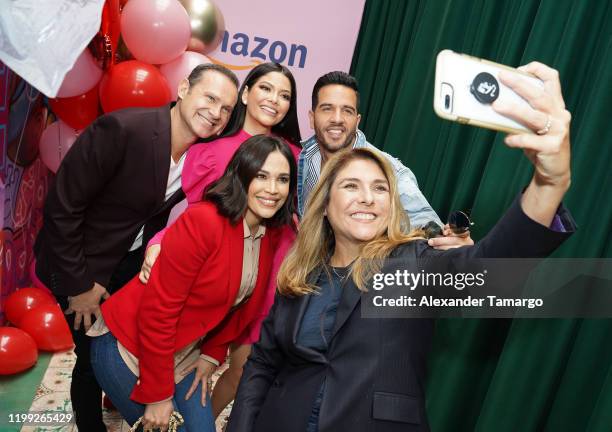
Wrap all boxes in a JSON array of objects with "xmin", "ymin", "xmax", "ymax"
[{"xmin": 179, "ymin": 0, "xmax": 226, "ymax": 54}]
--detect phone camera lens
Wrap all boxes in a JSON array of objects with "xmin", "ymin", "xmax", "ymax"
[{"xmin": 444, "ymin": 94, "xmax": 450, "ymax": 110}]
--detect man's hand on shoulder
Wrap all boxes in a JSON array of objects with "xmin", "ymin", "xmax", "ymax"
[
  {"xmin": 427, "ymin": 225, "xmax": 474, "ymax": 250},
  {"xmin": 64, "ymin": 282, "xmax": 109, "ymax": 331}
]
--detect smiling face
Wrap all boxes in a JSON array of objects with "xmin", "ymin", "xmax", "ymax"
[
  {"xmin": 326, "ymin": 158, "xmax": 391, "ymax": 251},
  {"xmin": 309, "ymin": 84, "xmax": 361, "ymax": 160},
  {"xmin": 242, "ymin": 71, "xmax": 292, "ymax": 133},
  {"xmin": 244, "ymin": 150, "xmax": 291, "ymax": 229},
  {"xmin": 177, "ymin": 70, "xmax": 238, "ymax": 139}
]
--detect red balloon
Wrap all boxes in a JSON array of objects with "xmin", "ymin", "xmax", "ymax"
[
  {"xmin": 103, "ymin": 0, "xmax": 121, "ymax": 54},
  {"xmin": 4, "ymin": 287, "xmax": 56, "ymax": 326},
  {"xmin": 92, "ymin": 0, "xmax": 122, "ymax": 68},
  {"xmin": 49, "ymin": 85, "xmax": 101, "ymax": 130},
  {"xmin": 19, "ymin": 304, "xmax": 73, "ymax": 352},
  {"xmin": 99, "ymin": 60, "xmax": 171, "ymax": 113},
  {"xmin": 0, "ymin": 327, "xmax": 38, "ymax": 375}
]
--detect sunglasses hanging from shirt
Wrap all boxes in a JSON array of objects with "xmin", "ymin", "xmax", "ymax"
[
  {"xmin": 421, "ymin": 210, "xmax": 474, "ymax": 239},
  {"xmin": 447, "ymin": 210, "xmax": 474, "ymax": 235}
]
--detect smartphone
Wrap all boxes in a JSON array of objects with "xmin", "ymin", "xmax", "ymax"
[{"xmin": 433, "ymin": 50, "xmax": 543, "ymax": 134}]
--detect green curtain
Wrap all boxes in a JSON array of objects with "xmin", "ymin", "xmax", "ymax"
[{"xmin": 350, "ymin": 0, "xmax": 612, "ymax": 430}]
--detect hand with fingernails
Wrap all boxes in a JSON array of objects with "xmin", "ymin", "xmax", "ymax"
[
  {"xmin": 139, "ymin": 244, "xmax": 161, "ymax": 283},
  {"xmin": 64, "ymin": 282, "xmax": 110, "ymax": 331},
  {"xmin": 181, "ymin": 356, "xmax": 217, "ymax": 406},
  {"xmin": 492, "ymin": 62, "xmax": 571, "ymax": 226},
  {"xmin": 142, "ymin": 399, "xmax": 173, "ymax": 431}
]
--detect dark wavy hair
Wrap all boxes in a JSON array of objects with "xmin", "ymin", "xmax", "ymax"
[
  {"xmin": 312, "ymin": 71, "xmax": 359, "ymax": 110},
  {"xmin": 204, "ymin": 135, "xmax": 297, "ymax": 228},
  {"xmin": 220, "ymin": 62, "xmax": 302, "ymax": 145}
]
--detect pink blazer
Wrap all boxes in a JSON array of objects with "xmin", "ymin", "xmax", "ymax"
[{"xmin": 149, "ymin": 129, "xmax": 300, "ymax": 344}]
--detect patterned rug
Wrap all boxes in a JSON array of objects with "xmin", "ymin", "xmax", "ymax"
[{"xmin": 20, "ymin": 349, "xmax": 231, "ymax": 432}]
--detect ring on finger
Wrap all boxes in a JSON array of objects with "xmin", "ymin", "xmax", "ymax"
[{"xmin": 536, "ymin": 114, "xmax": 552, "ymax": 135}]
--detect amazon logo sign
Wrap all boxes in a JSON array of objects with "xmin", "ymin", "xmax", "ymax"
[{"xmin": 208, "ymin": 31, "xmax": 308, "ymax": 70}]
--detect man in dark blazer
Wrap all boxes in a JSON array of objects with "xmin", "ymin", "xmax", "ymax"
[{"xmin": 34, "ymin": 63, "xmax": 239, "ymax": 432}]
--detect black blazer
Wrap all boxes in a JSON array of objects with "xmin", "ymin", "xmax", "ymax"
[
  {"xmin": 227, "ymin": 197, "xmax": 576, "ymax": 432},
  {"xmin": 34, "ymin": 104, "xmax": 185, "ymax": 297}
]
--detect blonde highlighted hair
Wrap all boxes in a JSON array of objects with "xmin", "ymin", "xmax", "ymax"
[{"xmin": 277, "ymin": 148, "xmax": 424, "ymax": 295}]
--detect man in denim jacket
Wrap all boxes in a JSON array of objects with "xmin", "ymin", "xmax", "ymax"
[{"xmin": 298, "ymin": 71, "xmax": 470, "ymax": 248}]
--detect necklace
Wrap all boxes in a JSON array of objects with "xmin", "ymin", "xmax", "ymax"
[{"xmin": 330, "ymin": 265, "xmax": 349, "ymax": 282}]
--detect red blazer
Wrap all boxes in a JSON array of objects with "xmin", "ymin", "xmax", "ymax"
[{"xmin": 101, "ymin": 201, "xmax": 280, "ymax": 403}]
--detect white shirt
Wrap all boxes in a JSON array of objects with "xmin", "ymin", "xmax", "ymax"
[{"xmin": 129, "ymin": 153, "xmax": 186, "ymax": 251}]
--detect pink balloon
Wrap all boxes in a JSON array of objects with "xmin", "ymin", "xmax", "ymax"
[
  {"xmin": 39, "ymin": 121, "xmax": 81, "ymax": 173},
  {"xmin": 121, "ymin": 0, "xmax": 191, "ymax": 65},
  {"xmin": 57, "ymin": 49, "xmax": 103, "ymax": 98},
  {"xmin": 160, "ymin": 51, "xmax": 211, "ymax": 99}
]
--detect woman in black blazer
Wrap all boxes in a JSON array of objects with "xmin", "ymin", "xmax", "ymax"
[{"xmin": 227, "ymin": 62, "xmax": 575, "ymax": 432}]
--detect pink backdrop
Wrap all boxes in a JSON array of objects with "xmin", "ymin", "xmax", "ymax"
[{"xmin": 208, "ymin": 0, "xmax": 366, "ymax": 139}]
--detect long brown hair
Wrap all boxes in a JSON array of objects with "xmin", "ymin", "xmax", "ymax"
[
  {"xmin": 205, "ymin": 135, "xmax": 297, "ymax": 228},
  {"xmin": 277, "ymin": 148, "xmax": 424, "ymax": 295}
]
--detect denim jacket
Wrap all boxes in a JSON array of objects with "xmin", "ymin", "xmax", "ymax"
[{"xmin": 297, "ymin": 130, "xmax": 442, "ymax": 228}]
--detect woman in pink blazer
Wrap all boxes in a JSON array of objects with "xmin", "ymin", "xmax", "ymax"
[{"xmin": 140, "ymin": 62, "xmax": 301, "ymax": 418}]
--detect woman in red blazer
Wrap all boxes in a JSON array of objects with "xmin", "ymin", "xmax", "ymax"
[{"xmin": 89, "ymin": 135, "xmax": 297, "ymax": 432}]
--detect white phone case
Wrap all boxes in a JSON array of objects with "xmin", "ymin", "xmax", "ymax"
[{"xmin": 433, "ymin": 50, "xmax": 543, "ymax": 134}]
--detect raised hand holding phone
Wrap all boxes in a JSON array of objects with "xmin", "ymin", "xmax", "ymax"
[
  {"xmin": 494, "ymin": 61, "xmax": 572, "ymax": 226},
  {"xmin": 434, "ymin": 51, "xmax": 571, "ymax": 226}
]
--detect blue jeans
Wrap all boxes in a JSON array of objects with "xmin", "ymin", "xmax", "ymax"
[{"xmin": 90, "ymin": 332, "xmax": 215, "ymax": 432}]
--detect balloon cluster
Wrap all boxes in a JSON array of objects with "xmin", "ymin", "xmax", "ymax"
[
  {"xmin": 0, "ymin": 288, "xmax": 73, "ymax": 375},
  {"xmin": 42, "ymin": 0, "xmax": 225, "ymax": 172}
]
